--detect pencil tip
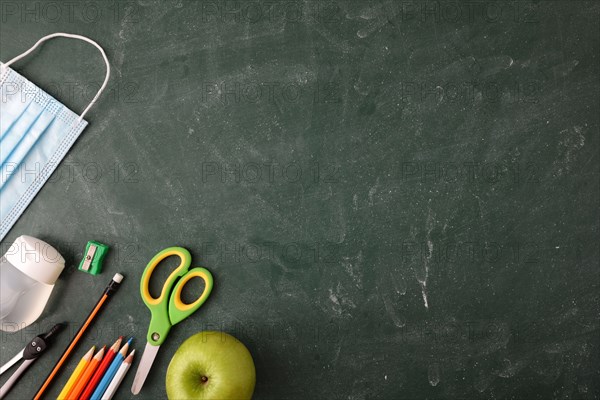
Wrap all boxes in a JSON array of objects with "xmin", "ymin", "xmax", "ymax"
[
  {"xmin": 95, "ymin": 347, "xmax": 106, "ymax": 358},
  {"xmin": 125, "ymin": 349, "xmax": 135, "ymax": 362},
  {"xmin": 84, "ymin": 346, "xmax": 96, "ymax": 359},
  {"xmin": 112, "ymin": 336, "xmax": 123, "ymax": 349},
  {"xmin": 120, "ymin": 341, "xmax": 130, "ymax": 355}
]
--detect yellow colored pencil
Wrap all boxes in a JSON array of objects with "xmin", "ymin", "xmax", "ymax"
[
  {"xmin": 57, "ymin": 346, "xmax": 95, "ymax": 400},
  {"xmin": 66, "ymin": 346, "xmax": 105, "ymax": 400}
]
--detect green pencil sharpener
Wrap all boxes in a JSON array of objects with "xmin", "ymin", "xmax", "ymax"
[{"xmin": 78, "ymin": 241, "xmax": 109, "ymax": 275}]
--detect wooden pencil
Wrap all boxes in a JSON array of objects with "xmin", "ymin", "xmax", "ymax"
[
  {"xmin": 90, "ymin": 338, "xmax": 131, "ymax": 400},
  {"xmin": 66, "ymin": 346, "xmax": 105, "ymax": 399},
  {"xmin": 79, "ymin": 337, "xmax": 123, "ymax": 400},
  {"xmin": 56, "ymin": 346, "xmax": 95, "ymax": 400},
  {"xmin": 101, "ymin": 350, "xmax": 135, "ymax": 400}
]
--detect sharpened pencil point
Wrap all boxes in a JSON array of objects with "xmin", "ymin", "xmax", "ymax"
[
  {"xmin": 83, "ymin": 346, "xmax": 96, "ymax": 360},
  {"xmin": 111, "ymin": 337, "xmax": 123, "ymax": 351},
  {"xmin": 125, "ymin": 349, "xmax": 135, "ymax": 363},
  {"xmin": 119, "ymin": 341, "xmax": 130, "ymax": 357},
  {"xmin": 94, "ymin": 346, "xmax": 106, "ymax": 359}
]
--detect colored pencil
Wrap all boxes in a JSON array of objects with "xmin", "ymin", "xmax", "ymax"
[
  {"xmin": 67, "ymin": 346, "xmax": 105, "ymax": 400},
  {"xmin": 79, "ymin": 337, "xmax": 123, "ymax": 400},
  {"xmin": 90, "ymin": 338, "xmax": 132, "ymax": 400},
  {"xmin": 101, "ymin": 350, "xmax": 135, "ymax": 400},
  {"xmin": 33, "ymin": 274, "xmax": 124, "ymax": 400},
  {"xmin": 56, "ymin": 346, "xmax": 95, "ymax": 400}
]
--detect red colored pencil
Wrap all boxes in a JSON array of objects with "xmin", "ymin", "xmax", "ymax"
[{"xmin": 79, "ymin": 337, "xmax": 123, "ymax": 400}]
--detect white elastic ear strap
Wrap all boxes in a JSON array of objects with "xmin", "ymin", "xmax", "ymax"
[{"xmin": 3, "ymin": 32, "xmax": 110, "ymax": 122}]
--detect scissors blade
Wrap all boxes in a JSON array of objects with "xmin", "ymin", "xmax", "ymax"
[
  {"xmin": 0, "ymin": 358, "xmax": 34, "ymax": 399},
  {"xmin": 131, "ymin": 342, "xmax": 160, "ymax": 395},
  {"xmin": 0, "ymin": 349, "xmax": 24, "ymax": 376}
]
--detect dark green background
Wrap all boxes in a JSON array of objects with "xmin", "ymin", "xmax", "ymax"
[{"xmin": 1, "ymin": 1, "xmax": 598, "ymax": 399}]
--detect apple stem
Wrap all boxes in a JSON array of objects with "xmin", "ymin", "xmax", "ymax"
[{"xmin": 201, "ymin": 376, "xmax": 209, "ymax": 384}]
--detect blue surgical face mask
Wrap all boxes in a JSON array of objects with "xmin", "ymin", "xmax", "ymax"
[{"xmin": 0, "ymin": 33, "xmax": 110, "ymax": 240}]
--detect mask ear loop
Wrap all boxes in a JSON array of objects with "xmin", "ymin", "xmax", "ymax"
[{"xmin": 2, "ymin": 32, "xmax": 110, "ymax": 123}]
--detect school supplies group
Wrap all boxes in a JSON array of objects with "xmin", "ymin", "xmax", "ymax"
[
  {"xmin": 34, "ymin": 274, "xmax": 124, "ymax": 399},
  {"xmin": 57, "ymin": 337, "xmax": 135, "ymax": 400}
]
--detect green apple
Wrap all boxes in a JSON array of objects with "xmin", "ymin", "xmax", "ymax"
[{"xmin": 166, "ymin": 331, "xmax": 256, "ymax": 400}]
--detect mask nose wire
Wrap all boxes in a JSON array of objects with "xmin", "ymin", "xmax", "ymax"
[{"xmin": 2, "ymin": 32, "xmax": 111, "ymax": 123}]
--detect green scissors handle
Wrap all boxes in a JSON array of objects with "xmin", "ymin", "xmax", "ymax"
[{"xmin": 140, "ymin": 247, "xmax": 213, "ymax": 346}]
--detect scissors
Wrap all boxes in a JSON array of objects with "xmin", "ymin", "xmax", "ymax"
[{"xmin": 131, "ymin": 247, "xmax": 213, "ymax": 394}]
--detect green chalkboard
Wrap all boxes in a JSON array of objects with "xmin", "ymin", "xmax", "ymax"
[{"xmin": 1, "ymin": 1, "xmax": 598, "ymax": 399}]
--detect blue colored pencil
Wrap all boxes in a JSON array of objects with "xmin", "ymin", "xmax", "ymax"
[{"xmin": 89, "ymin": 338, "xmax": 132, "ymax": 400}]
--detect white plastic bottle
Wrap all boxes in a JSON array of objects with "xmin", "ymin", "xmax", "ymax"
[
  {"xmin": 0, "ymin": 235, "xmax": 65, "ymax": 330},
  {"xmin": 0, "ymin": 256, "xmax": 38, "ymax": 319}
]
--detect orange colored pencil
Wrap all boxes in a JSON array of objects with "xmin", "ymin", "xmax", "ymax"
[
  {"xmin": 79, "ymin": 337, "xmax": 123, "ymax": 400},
  {"xmin": 57, "ymin": 346, "xmax": 95, "ymax": 399},
  {"xmin": 67, "ymin": 346, "xmax": 105, "ymax": 399}
]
